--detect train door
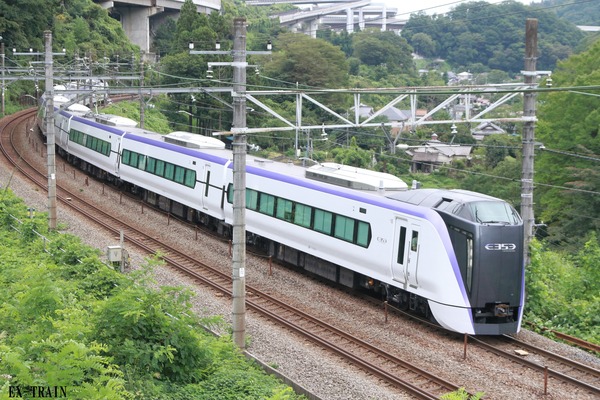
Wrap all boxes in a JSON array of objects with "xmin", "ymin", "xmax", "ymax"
[
  {"xmin": 201, "ymin": 164, "xmax": 211, "ymax": 210},
  {"xmin": 391, "ymin": 218, "xmax": 408, "ymax": 285},
  {"xmin": 114, "ymin": 137, "xmax": 121, "ymax": 175},
  {"xmin": 391, "ymin": 219, "xmax": 420, "ymax": 288},
  {"xmin": 62, "ymin": 116, "xmax": 72, "ymax": 151}
]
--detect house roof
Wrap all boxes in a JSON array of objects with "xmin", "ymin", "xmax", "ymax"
[
  {"xmin": 406, "ymin": 143, "xmax": 473, "ymax": 162},
  {"xmin": 472, "ymin": 121, "xmax": 506, "ymax": 135},
  {"xmin": 350, "ymin": 104, "xmax": 412, "ymax": 122},
  {"xmin": 380, "ymin": 107, "xmax": 409, "ymax": 121}
]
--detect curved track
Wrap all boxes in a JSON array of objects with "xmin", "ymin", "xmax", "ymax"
[
  {"xmin": 2, "ymin": 109, "xmax": 468, "ymax": 399},
  {"xmin": 3, "ymin": 110, "xmax": 599, "ymax": 399}
]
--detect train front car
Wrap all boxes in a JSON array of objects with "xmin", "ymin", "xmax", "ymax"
[{"xmin": 388, "ymin": 189, "xmax": 524, "ymax": 335}]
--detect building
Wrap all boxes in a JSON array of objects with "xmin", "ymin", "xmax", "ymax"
[{"xmin": 402, "ymin": 134, "xmax": 472, "ymax": 173}]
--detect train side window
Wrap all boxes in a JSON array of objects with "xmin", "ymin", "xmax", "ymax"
[
  {"xmin": 137, "ymin": 155, "xmax": 146, "ymax": 171},
  {"xmin": 259, "ymin": 193, "xmax": 275, "ymax": 216},
  {"xmin": 294, "ymin": 203, "xmax": 312, "ymax": 228},
  {"xmin": 122, "ymin": 149, "xmax": 131, "ymax": 165},
  {"xmin": 75, "ymin": 130, "xmax": 83, "ymax": 144},
  {"xmin": 164, "ymin": 163, "xmax": 175, "ymax": 180},
  {"xmin": 227, "ymin": 183, "xmax": 233, "ymax": 203},
  {"xmin": 246, "ymin": 189, "xmax": 258, "ymax": 210},
  {"xmin": 174, "ymin": 166, "xmax": 185, "ymax": 184},
  {"xmin": 334, "ymin": 215, "xmax": 355, "ymax": 242},
  {"xmin": 411, "ymin": 231, "xmax": 419, "ymax": 252},
  {"xmin": 314, "ymin": 209, "xmax": 333, "ymax": 235},
  {"xmin": 356, "ymin": 221, "xmax": 370, "ymax": 247},
  {"xmin": 155, "ymin": 160, "xmax": 165, "ymax": 176},
  {"xmin": 129, "ymin": 152, "xmax": 139, "ymax": 167},
  {"xmin": 146, "ymin": 157, "xmax": 156, "ymax": 174},
  {"xmin": 276, "ymin": 198, "xmax": 293, "ymax": 222},
  {"xmin": 184, "ymin": 170, "xmax": 196, "ymax": 188},
  {"xmin": 102, "ymin": 141, "xmax": 110, "ymax": 156},
  {"xmin": 397, "ymin": 226, "xmax": 407, "ymax": 264}
]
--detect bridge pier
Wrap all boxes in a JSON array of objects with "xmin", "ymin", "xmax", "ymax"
[{"xmin": 97, "ymin": 0, "xmax": 220, "ymax": 56}]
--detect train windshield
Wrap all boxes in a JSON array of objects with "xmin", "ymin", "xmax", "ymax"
[{"xmin": 460, "ymin": 201, "xmax": 521, "ymax": 225}]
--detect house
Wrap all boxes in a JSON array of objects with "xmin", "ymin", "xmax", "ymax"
[
  {"xmin": 350, "ymin": 104, "xmax": 430, "ymax": 137},
  {"xmin": 471, "ymin": 121, "xmax": 506, "ymax": 140},
  {"xmin": 402, "ymin": 134, "xmax": 472, "ymax": 173},
  {"xmin": 457, "ymin": 71, "xmax": 473, "ymax": 82}
]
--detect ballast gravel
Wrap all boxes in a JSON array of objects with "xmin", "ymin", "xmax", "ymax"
[{"xmin": 2, "ymin": 125, "xmax": 599, "ymax": 400}]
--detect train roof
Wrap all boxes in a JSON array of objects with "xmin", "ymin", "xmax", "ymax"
[
  {"xmin": 58, "ymin": 105, "xmax": 518, "ymax": 225},
  {"xmin": 385, "ymin": 188, "xmax": 500, "ymax": 207},
  {"xmin": 306, "ymin": 163, "xmax": 408, "ymax": 191},
  {"xmin": 386, "ymin": 188, "xmax": 521, "ymax": 224}
]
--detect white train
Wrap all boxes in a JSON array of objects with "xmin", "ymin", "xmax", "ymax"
[{"xmin": 38, "ymin": 98, "xmax": 525, "ymax": 335}]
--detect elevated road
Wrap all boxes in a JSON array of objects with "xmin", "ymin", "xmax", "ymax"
[
  {"xmin": 247, "ymin": 0, "xmax": 404, "ymax": 36},
  {"xmin": 94, "ymin": 0, "xmax": 221, "ymax": 56}
]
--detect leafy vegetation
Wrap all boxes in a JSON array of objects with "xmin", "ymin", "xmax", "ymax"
[
  {"xmin": 0, "ymin": 189, "xmax": 305, "ymax": 399},
  {"xmin": 541, "ymin": 0, "xmax": 600, "ymax": 26},
  {"xmin": 536, "ymin": 36, "xmax": 600, "ymax": 249},
  {"xmin": 441, "ymin": 387, "xmax": 484, "ymax": 400},
  {"xmin": 0, "ymin": 0, "xmax": 598, "ymax": 374},
  {"xmin": 401, "ymin": 1, "xmax": 584, "ymax": 75},
  {"xmin": 526, "ymin": 239, "xmax": 600, "ymax": 344}
]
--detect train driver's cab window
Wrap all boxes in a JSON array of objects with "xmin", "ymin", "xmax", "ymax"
[{"xmin": 411, "ymin": 231, "xmax": 419, "ymax": 252}]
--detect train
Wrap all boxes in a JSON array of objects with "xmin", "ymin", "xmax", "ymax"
[{"xmin": 37, "ymin": 96, "xmax": 525, "ymax": 335}]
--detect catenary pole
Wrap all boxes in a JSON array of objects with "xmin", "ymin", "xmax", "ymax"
[
  {"xmin": 231, "ymin": 18, "xmax": 248, "ymax": 349},
  {"xmin": 1, "ymin": 41, "xmax": 5, "ymax": 117},
  {"xmin": 522, "ymin": 19, "xmax": 538, "ymax": 268},
  {"xmin": 45, "ymin": 30, "xmax": 57, "ymax": 230}
]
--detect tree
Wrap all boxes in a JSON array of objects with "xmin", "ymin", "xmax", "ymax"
[
  {"xmin": 54, "ymin": 0, "xmax": 137, "ymax": 56},
  {"xmin": 536, "ymin": 38, "xmax": 600, "ymax": 247},
  {"xmin": 152, "ymin": 18, "xmax": 177, "ymax": 57},
  {"xmin": 330, "ymin": 137, "xmax": 372, "ymax": 168},
  {"xmin": 263, "ymin": 32, "xmax": 349, "ymax": 89},
  {"xmin": 351, "ymin": 30, "xmax": 415, "ymax": 75},
  {"xmin": 401, "ymin": 1, "xmax": 583, "ymax": 75},
  {"xmin": 411, "ymin": 33, "xmax": 437, "ymax": 58}
]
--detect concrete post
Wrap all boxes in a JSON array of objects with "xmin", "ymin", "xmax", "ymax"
[
  {"xmin": 45, "ymin": 31, "xmax": 57, "ymax": 230},
  {"xmin": 522, "ymin": 19, "xmax": 538, "ymax": 268},
  {"xmin": 231, "ymin": 17, "xmax": 248, "ymax": 350}
]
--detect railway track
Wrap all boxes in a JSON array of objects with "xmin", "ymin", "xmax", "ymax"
[
  {"xmin": 382, "ymin": 289, "xmax": 600, "ymax": 396},
  {"xmin": 471, "ymin": 335, "xmax": 600, "ymax": 397},
  {"xmin": 1, "ymin": 109, "xmax": 469, "ymax": 399},
  {"xmin": 3, "ymin": 109, "xmax": 599, "ymax": 399}
]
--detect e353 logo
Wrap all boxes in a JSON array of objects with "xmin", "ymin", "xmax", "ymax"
[{"xmin": 485, "ymin": 243, "xmax": 517, "ymax": 251}]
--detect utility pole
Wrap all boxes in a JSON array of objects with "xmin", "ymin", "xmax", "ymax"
[
  {"xmin": 44, "ymin": 30, "xmax": 57, "ymax": 230},
  {"xmin": 139, "ymin": 53, "xmax": 145, "ymax": 129},
  {"xmin": 231, "ymin": 17, "xmax": 248, "ymax": 350},
  {"xmin": 522, "ymin": 19, "xmax": 537, "ymax": 268},
  {"xmin": 189, "ymin": 18, "xmax": 271, "ymax": 349},
  {"xmin": 1, "ymin": 40, "xmax": 5, "ymax": 117}
]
